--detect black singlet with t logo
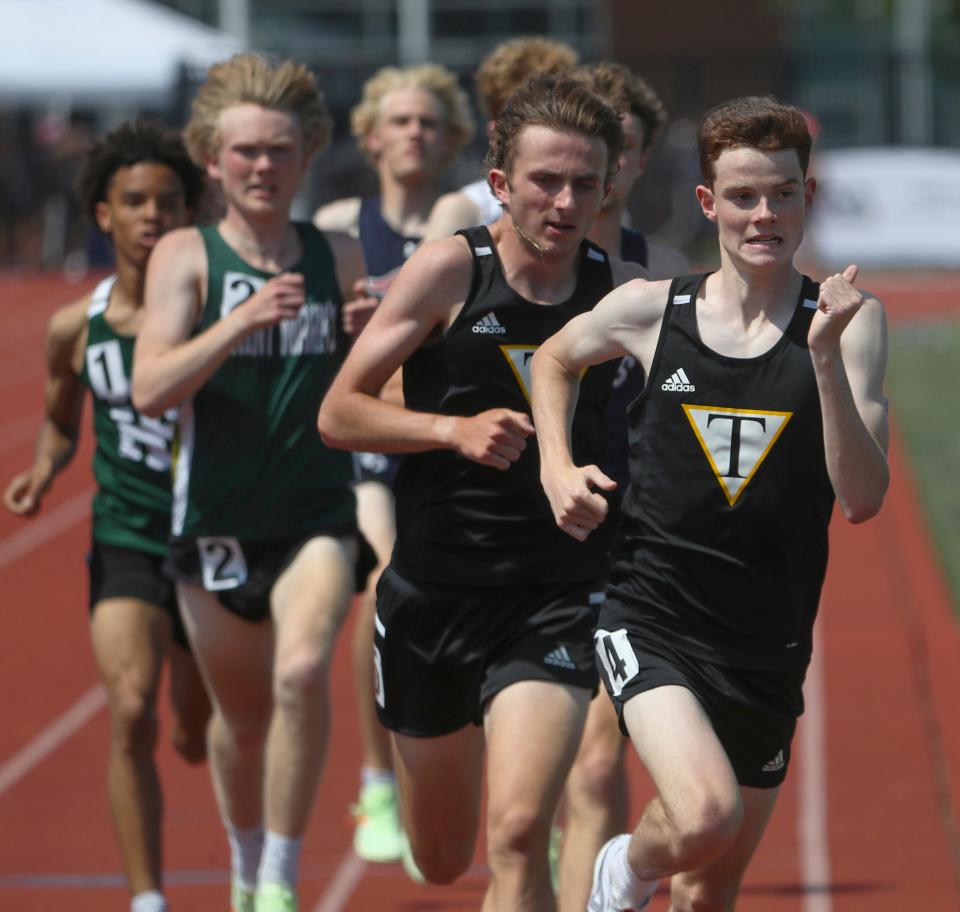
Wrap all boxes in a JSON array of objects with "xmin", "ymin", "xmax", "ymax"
[
  {"xmin": 391, "ymin": 225, "xmax": 617, "ymax": 588},
  {"xmin": 608, "ymin": 272, "xmax": 835, "ymax": 672}
]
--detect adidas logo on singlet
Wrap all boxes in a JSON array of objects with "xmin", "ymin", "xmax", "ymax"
[
  {"xmin": 762, "ymin": 750, "xmax": 785, "ymax": 773},
  {"xmin": 472, "ymin": 312, "xmax": 507, "ymax": 334},
  {"xmin": 662, "ymin": 367, "xmax": 695, "ymax": 392},
  {"xmin": 543, "ymin": 645, "xmax": 577, "ymax": 670}
]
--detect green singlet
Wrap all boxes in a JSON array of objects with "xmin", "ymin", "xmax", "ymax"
[
  {"xmin": 171, "ymin": 223, "xmax": 356, "ymax": 541},
  {"xmin": 80, "ymin": 276, "xmax": 175, "ymax": 554}
]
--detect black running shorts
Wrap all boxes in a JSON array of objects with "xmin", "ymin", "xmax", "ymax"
[
  {"xmin": 165, "ymin": 530, "xmax": 377, "ymax": 624},
  {"xmin": 373, "ymin": 566, "xmax": 604, "ymax": 737},
  {"xmin": 87, "ymin": 541, "xmax": 189, "ymax": 650},
  {"xmin": 596, "ymin": 600, "xmax": 800, "ymax": 788}
]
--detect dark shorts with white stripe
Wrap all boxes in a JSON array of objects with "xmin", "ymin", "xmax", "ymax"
[
  {"xmin": 374, "ymin": 566, "xmax": 603, "ymax": 737},
  {"xmin": 596, "ymin": 601, "xmax": 801, "ymax": 788}
]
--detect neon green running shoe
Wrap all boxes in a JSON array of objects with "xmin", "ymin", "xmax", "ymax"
[
  {"xmin": 351, "ymin": 780, "xmax": 404, "ymax": 863},
  {"xmin": 255, "ymin": 881, "xmax": 297, "ymax": 912},
  {"xmin": 400, "ymin": 831, "xmax": 426, "ymax": 885},
  {"xmin": 231, "ymin": 879, "xmax": 255, "ymax": 912},
  {"xmin": 549, "ymin": 824, "xmax": 563, "ymax": 893}
]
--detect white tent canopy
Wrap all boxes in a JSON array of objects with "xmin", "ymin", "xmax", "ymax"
[{"xmin": 0, "ymin": 0, "xmax": 242, "ymax": 107}]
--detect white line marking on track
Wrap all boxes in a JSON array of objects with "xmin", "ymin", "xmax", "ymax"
[
  {"xmin": 0, "ymin": 488, "xmax": 91, "ymax": 573},
  {"xmin": 799, "ymin": 620, "xmax": 832, "ymax": 912},
  {"xmin": 311, "ymin": 850, "xmax": 368, "ymax": 912},
  {"xmin": 0, "ymin": 684, "xmax": 106, "ymax": 796}
]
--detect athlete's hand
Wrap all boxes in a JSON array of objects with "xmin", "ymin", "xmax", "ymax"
[
  {"xmin": 343, "ymin": 277, "xmax": 381, "ymax": 337},
  {"xmin": 233, "ymin": 272, "xmax": 305, "ymax": 332},
  {"xmin": 3, "ymin": 468, "xmax": 50, "ymax": 516},
  {"xmin": 808, "ymin": 265, "xmax": 862, "ymax": 354},
  {"xmin": 452, "ymin": 409, "xmax": 535, "ymax": 470},
  {"xmin": 541, "ymin": 464, "xmax": 617, "ymax": 542}
]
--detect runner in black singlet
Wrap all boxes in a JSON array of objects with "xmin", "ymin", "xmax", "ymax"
[
  {"xmin": 532, "ymin": 95, "xmax": 889, "ymax": 912},
  {"xmin": 319, "ymin": 76, "xmax": 645, "ymax": 910}
]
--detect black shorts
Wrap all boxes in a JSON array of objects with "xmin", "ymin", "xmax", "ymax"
[
  {"xmin": 596, "ymin": 605, "xmax": 800, "ymax": 788},
  {"xmin": 374, "ymin": 566, "xmax": 604, "ymax": 737},
  {"xmin": 352, "ymin": 451, "xmax": 402, "ymax": 487},
  {"xmin": 87, "ymin": 541, "xmax": 189, "ymax": 650},
  {"xmin": 165, "ymin": 530, "xmax": 377, "ymax": 624}
]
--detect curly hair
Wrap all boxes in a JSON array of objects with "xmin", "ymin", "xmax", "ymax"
[
  {"xmin": 184, "ymin": 52, "xmax": 332, "ymax": 165},
  {"xmin": 575, "ymin": 62, "xmax": 667, "ymax": 154},
  {"xmin": 474, "ymin": 37, "xmax": 578, "ymax": 122},
  {"xmin": 350, "ymin": 64, "xmax": 475, "ymax": 166},
  {"xmin": 698, "ymin": 95, "xmax": 812, "ymax": 185},
  {"xmin": 75, "ymin": 119, "xmax": 204, "ymax": 222},
  {"xmin": 484, "ymin": 75, "xmax": 624, "ymax": 185}
]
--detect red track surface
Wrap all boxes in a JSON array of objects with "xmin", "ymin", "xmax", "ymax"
[{"xmin": 0, "ymin": 271, "xmax": 957, "ymax": 910}]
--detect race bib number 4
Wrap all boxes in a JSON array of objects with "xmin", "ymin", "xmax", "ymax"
[{"xmin": 595, "ymin": 628, "xmax": 640, "ymax": 696}]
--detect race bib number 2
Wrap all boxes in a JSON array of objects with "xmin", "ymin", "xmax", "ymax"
[
  {"xmin": 197, "ymin": 537, "xmax": 248, "ymax": 591},
  {"xmin": 595, "ymin": 628, "xmax": 640, "ymax": 696}
]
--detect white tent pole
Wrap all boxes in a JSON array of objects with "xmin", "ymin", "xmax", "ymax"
[
  {"xmin": 219, "ymin": 0, "xmax": 251, "ymax": 48},
  {"xmin": 398, "ymin": 0, "xmax": 430, "ymax": 65},
  {"xmin": 895, "ymin": 0, "xmax": 933, "ymax": 145}
]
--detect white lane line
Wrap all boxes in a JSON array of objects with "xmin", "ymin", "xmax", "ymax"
[
  {"xmin": 799, "ymin": 620, "xmax": 832, "ymax": 912},
  {"xmin": 0, "ymin": 684, "xmax": 106, "ymax": 796},
  {"xmin": 0, "ymin": 488, "xmax": 91, "ymax": 572},
  {"xmin": 311, "ymin": 850, "xmax": 368, "ymax": 912}
]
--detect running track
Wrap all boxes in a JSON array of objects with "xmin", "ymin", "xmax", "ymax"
[{"xmin": 0, "ymin": 270, "xmax": 957, "ymax": 910}]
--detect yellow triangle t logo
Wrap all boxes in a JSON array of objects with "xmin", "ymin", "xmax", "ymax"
[
  {"xmin": 500, "ymin": 345, "xmax": 539, "ymax": 404},
  {"xmin": 682, "ymin": 404, "xmax": 792, "ymax": 505}
]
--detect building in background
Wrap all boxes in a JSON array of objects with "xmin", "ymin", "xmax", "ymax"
[{"xmin": 4, "ymin": 0, "xmax": 959, "ymax": 269}]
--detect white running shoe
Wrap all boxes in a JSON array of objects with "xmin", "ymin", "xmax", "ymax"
[{"xmin": 587, "ymin": 834, "xmax": 655, "ymax": 912}]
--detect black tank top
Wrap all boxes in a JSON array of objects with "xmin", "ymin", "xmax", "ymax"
[
  {"xmin": 608, "ymin": 273, "xmax": 835, "ymax": 672},
  {"xmin": 392, "ymin": 225, "xmax": 617, "ymax": 587}
]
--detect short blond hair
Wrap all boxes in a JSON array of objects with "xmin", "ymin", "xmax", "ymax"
[
  {"xmin": 184, "ymin": 53, "xmax": 332, "ymax": 165},
  {"xmin": 575, "ymin": 62, "xmax": 667, "ymax": 154},
  {"xmin": 474, "ymin": 37, "xmax": 578, "ymax": 121},
  {"xmin": 350, "ymin": 64, "xmax": 475, "ymax": 166}
]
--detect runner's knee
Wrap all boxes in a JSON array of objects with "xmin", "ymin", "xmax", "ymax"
[
  {"xmin": 667, "ymin": 794, "xmax": 743, "ymax": 869},
  {"xmin": 487, "ymin": 801, "xmax": 552, "ymax": 869},
  {"xmin": 567, "ymin": 737, "xmax": 626, "ymax": 812},
  {"xmin": 106, "ymin": 679, "xmax": 158, "ymax": 752},
  {"xmin": 273, "ymin": 648, "xmax": 331, "ymax": 709}
]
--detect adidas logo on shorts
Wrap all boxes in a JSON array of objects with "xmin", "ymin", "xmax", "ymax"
[
  {"xmin": 543, "ymin": 645, "xmax": 577, "ymax": 670},
  {"xmin": 472, "ymin": 312, "xmax": 506, "ymax": 334},
  {"xmin": 661, "ymin": 367, "xmax": 695, "ymax": 392},
  {"xmin": 762, "ymin": 749, "xmax": 785, "ymax": 773}
]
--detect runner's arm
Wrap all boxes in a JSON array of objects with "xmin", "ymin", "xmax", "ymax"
[
  {"xmin": 132, "ymin": 227, "xmax": 305, "ymax": 416},
  {"xmin": 312, "ymin": 197, "xmax": 361, "ymax": 237},
  {"xmin": 422, "ymin": 190, "xmax": 484, "ymax": 241},
  {"xmin": 3, "ymin": 300, "xmax": 87, "ymax": 515},
  {"xmin": 318, "ymin": 237, "xmax": 535, "ymax": 469},
  {"xmin": 531, "ymin": 278, "xmax": 664, "ymax": 539},
  {"xmin": 326, "ymin": 229, "xmax": 381, "ymax": 337},
  {"xmin": 809, "ymin": 267, "xmax": 889, "ymax": 522}
]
